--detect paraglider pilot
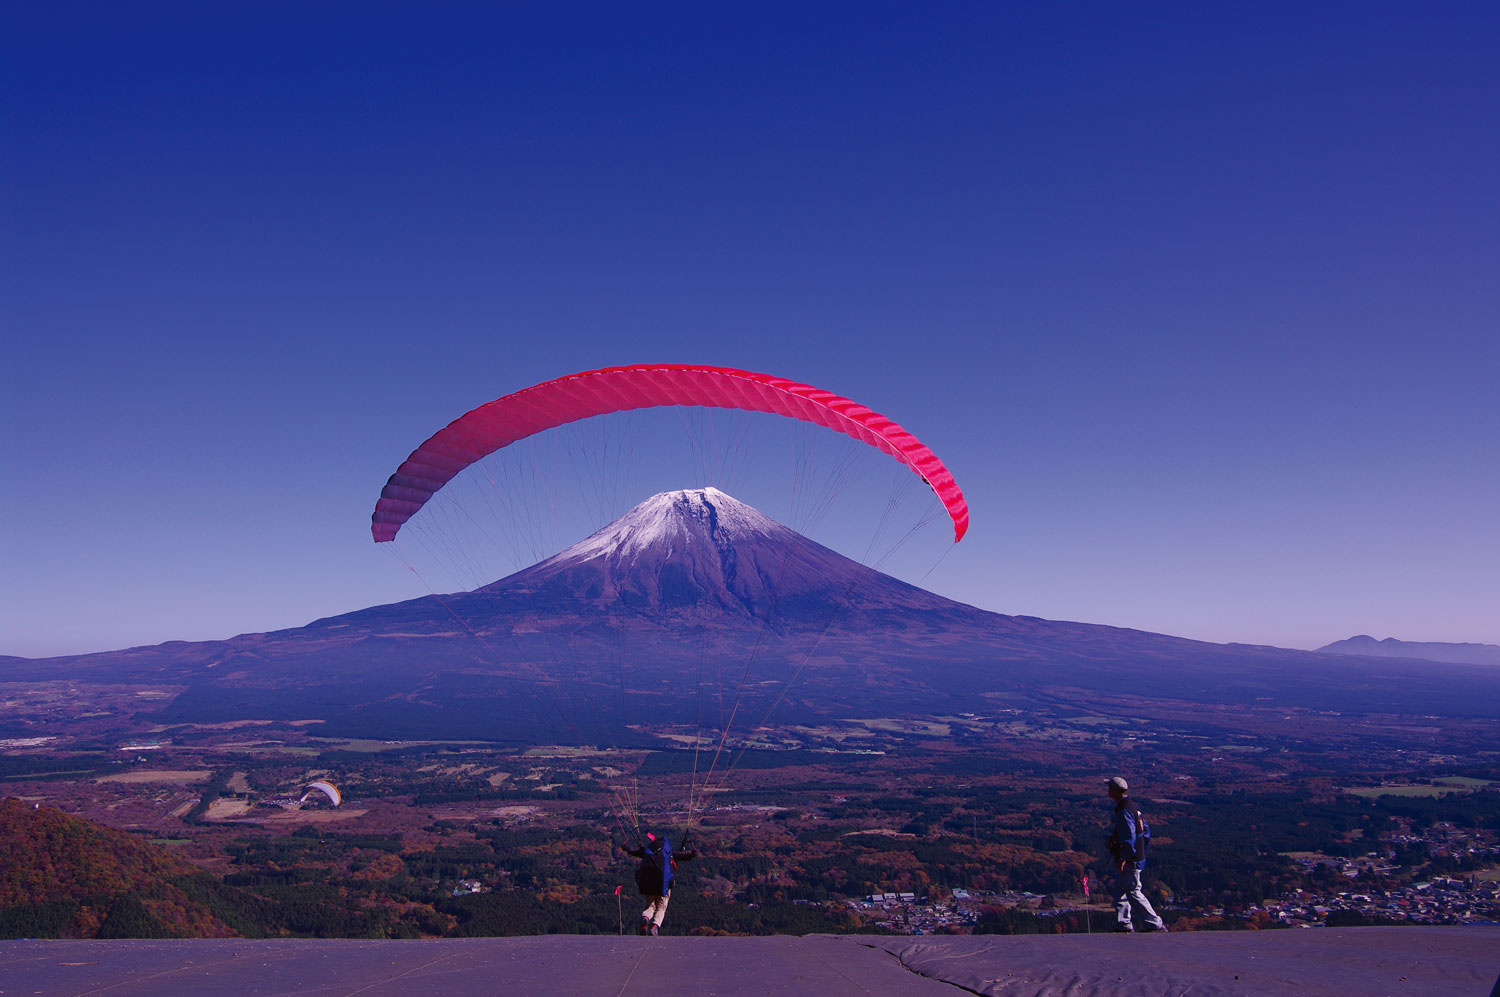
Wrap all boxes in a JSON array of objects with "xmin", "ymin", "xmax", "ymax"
[{"xmin": 623, "ymin": 832, "xmax": 697, "ymax": 936}]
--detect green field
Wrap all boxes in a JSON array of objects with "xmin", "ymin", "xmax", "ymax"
[
  {"xmin": 2, "ymin": 769, "xmax": 97, "ymax": 780},
  {"xmin": 1345, "ymin": 785, "xmax": 1467, "ymax": 798},
  {"xmin": 219, "ymin": 744, "xmax": 324, "ymax": 757},
  {"xmin": 308, "ymin": 738, "xmax": 497, "ymax": 753},
  {"xmin": 1345, "ymin": 776, "xmax": 1497, "ymax": 798}
]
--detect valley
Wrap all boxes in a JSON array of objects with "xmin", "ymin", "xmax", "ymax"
[{"xmin": 4, "ymin": 692, "xmax": 1497, "ymax": 939}]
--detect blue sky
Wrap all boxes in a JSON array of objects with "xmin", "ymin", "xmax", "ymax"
[{"xmin": 3, "ymin": 3, "xmax": 1497, "ymax": 657}]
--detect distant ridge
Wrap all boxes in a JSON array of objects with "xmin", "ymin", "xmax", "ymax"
[{"xmin": 1317, "ymin": 635, "xmax": 1500, "ymax": 667}]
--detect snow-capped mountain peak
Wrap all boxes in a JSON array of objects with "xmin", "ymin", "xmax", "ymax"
[
  {"xmin": 541, "ymin": 487, "xmax": 791, "ymax": 569},
  {"xmin": 481, "ymin": 487, "xmax": 940, "ymax": 617}
]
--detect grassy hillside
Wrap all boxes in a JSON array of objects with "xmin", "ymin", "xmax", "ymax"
[{"xmin": 0, "ymin": 798, "xmax": 234, "ymax": 939}]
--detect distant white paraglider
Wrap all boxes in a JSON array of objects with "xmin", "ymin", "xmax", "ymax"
[{"xmin": 300, "ymin": 780, "xmax": 341, "ymax": 807}]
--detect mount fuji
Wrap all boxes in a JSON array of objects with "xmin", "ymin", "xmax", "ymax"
[
  {"xmin": 6, "ymin": 488, "xmax": 1500, "ymax": 742},
  {"xmin": 475, "ymin": 487, "xmax": 960, "ymax": 617}
]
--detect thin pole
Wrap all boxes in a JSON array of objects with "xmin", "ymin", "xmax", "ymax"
[{"xmin": 1084, "ymin": 874, "xmax": 1092, "ymax": 934}]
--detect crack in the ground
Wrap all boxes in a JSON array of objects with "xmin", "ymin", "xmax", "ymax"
[{"xmin": 853, "ymin": 939, "xmax": 985, "ymax": 995}]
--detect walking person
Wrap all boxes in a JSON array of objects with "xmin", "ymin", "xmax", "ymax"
[{"xmin": 1106, "ymin": 776, "xmax": 1166, "ymax": 932}]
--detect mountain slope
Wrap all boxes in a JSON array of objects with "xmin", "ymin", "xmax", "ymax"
[
  {"xmin": 5, "ymin": 489, "xmax": 1500, "ymax": 739},
  {"xmin": 480, "ymin": 487, "xmax": 950, "ymax": 616},
  {"xmin": 0, "ymin": 799, "xmax": 234, "ymax": 939}
]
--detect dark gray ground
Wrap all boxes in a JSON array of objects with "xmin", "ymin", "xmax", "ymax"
[{"xmin": 2, "ymin": 927, "xmax": 1497, "ymax": 996}]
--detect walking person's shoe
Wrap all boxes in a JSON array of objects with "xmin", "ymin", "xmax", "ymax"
[{"xmin": 649, "ymin": 924, "xmax": 659, "ymax": 936}]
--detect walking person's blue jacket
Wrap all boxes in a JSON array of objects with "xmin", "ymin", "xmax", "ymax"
[{"xmin": 1110, "ymin": 801, "xmax": 1150, "ymax": 871}]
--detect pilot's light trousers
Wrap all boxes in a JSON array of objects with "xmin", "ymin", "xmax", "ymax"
[{"xmin": 642, "ymin": 894, "xmax": 670, "ymax": 929}]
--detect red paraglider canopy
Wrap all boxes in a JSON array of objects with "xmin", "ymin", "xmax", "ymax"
[{"xmin": 372, "ymin": 364, "xmax": 968, "ymax": 543}]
